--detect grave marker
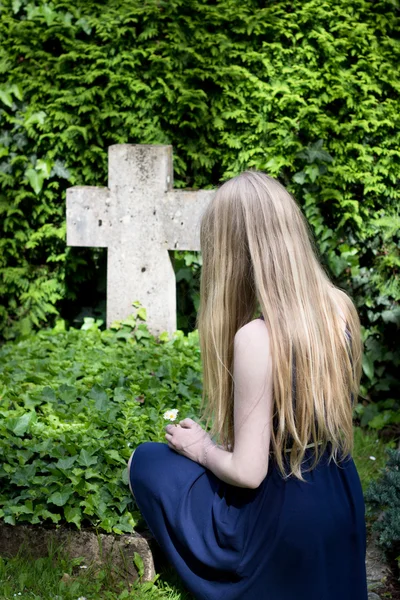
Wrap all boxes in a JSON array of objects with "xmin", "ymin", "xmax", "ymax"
[{"xmin": 66, "ymin": 144, "xmax": 215, "ymax": 334}]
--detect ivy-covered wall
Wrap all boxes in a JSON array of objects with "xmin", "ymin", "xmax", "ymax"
[{"xmin": 0, "ymin": 0, "xmax": 399, "ymax": 422}]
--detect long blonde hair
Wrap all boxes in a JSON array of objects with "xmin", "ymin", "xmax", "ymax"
[{"xmin": 196, "ymin": 171, "xmax": 362, "ymax": 481}]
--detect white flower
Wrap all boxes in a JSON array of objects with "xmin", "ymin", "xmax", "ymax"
[
  {"xmin": 163, "ymin": 409, "xmax": 179, "ymax": 421},
  {"xmin": 79, "ymin": 565, "xmax": 88, "ymax": 569},
  {"xmin": 369, "ymin": 456, "xmax": 376, "ymax": 461}
]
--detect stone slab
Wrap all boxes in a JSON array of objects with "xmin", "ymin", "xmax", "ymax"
[{"xmin": 366, "ymin": 533, "xmax": 391, "ymax": 592}]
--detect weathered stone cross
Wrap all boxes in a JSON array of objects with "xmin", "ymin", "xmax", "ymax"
[{"xmin": 66, "ymin": 145, "xmax": 215, "ymax": 335}]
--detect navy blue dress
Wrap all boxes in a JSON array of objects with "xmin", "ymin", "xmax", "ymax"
[{"xmin": 129, "ymin": 327, "xmax": 368, "ymax": 599}]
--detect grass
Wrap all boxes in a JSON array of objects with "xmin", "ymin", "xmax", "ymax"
[
  {"xmin": 0, "ymin": 426, "xmax": 395, "ymax": 600},
  {"xmin": 352, "ymin": 425, "xmax": 397, "ymax": 493},
  {"xmin": 0, "ymin": 543, "xmax": 194, "ymax": 600}
]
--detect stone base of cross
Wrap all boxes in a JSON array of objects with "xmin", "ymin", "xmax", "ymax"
[{"xmin": 66, "ymin": 145, "xmax": 215, "ymax": 335}]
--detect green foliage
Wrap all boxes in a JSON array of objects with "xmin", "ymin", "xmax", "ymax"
[
  {"xmin": 0, "ymin": 312, "xmax": 202, "ymax": 533},
  {"xmin": 364, "ymin": 447, "xmax": 400, "ymax": 569},
  {"xmin": 173, "ymin": 251, "xmax": 202, "ymax": 332},
  {"xmin": 353, "ymin": 397, "xmax": 400, "ymax": 433},
  {"xmin": 0, "ymin": 0, "xmax": 399, "ymax": 409}
]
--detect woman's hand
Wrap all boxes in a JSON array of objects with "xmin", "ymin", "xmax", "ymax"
[{"xmin": 165, "ymin": 417, "xmax": 216, "ymax": 466}]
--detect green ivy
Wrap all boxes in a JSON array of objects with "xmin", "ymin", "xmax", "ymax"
[{"xmin": 0, "ymin": 310, "xmax": 203, "ymax": 533}]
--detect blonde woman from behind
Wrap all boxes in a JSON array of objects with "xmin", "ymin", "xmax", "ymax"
[{"xmin": 128, "ymin": 170, "xmax": 368, "ymax": 600}]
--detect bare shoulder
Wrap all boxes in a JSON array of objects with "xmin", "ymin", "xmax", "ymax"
[
  {"xmin": 233, "ymin": 319, "xmax": 272, "ymax": 383},
  {"xmin": 234, "ymin": 318, "xmax": 271, "ymax": 352}
]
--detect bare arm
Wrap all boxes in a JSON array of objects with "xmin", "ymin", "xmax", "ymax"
[{"xmin": 204, "ymin": 319, "xmax": 273, "ymax": 489}]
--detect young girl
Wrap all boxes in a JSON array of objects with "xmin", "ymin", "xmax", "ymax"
[{"xmin": 128, "ymin": 171, "xmax": 368, "ymax": 599}]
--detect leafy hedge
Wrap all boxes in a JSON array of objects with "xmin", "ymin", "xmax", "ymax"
[
  {"xmin": 365, "ymin": 447, "xmax": 400, "ymax": 571},
  {"xmin": 0, "ymin": 312, "xmax": 202, "ymax": 533},
  {"xmin": 0, "ymin": 0, "xmax": 399, "ymax": 417}
]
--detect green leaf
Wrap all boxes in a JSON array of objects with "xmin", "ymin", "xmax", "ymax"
[
  {"xmin": 56, "ymin": 456, "xmax": 77, "ymax": 470},
  {"xmin": 32, "ymin": 508, "xmax": 61, "ymax": 524},
  {"xmin": 88, "ymin": 384, "xmax": 109, "ymax": 408},
  {"xmin": 105, "ymin": 450, "xmax": 126, "ymax": 464},
  {"xmin": 305, "ymin": 164, "xmax": 320, "ymax": 182},
  {"xmin": 12, "ymin": 0, "xmax": 22, "ymax": 14},
  {"xmin": 76, "ymin": 17, "xmax": 92, "ymax": 35},
  {"xmin": 25, "ymin": 111, "xmax": 47, "ymax": 126},
  {"xmin": 368, "ymin": 410, "xmax": 400, "ymax": 430},
  {"xmin": 64, "ymin": 505, "xmax": 82, "ymax": 529},
  {"xmin": 328, "ymin": 254, "xmax": 348, "ymax": 278},
  {"xmin": 121, "ymin": 315, "xmax": 136, "ymax": 328},
  {"xmin": 10, "ymin": 412, "xmax": 35, "ymax": 437},
  {"xmin": 0, "ymin": 90, "xmax": 13, "ymax": 107},
  {"xmin": 36, "ymin": 159, "xmax": 52, "ymax": 178},
  {"xmin": 25, "ymin": 168, "xmax": 45, "ymax": 195},
  {"xmin": 121, "ymin": 468, "xmax": 129, "ymax": 485},
  {"xmin": 137, "ymin": 307, "xmax": 147, "ymax": 321},
  {"xmin": 9, "ymin": 504, "xmax": 33, "ymax": 515},
  {"xmin": 51, "ymin": 160, "xmax": 70, "ymax": 180},
  {"xmin": 133, "ymin": 552, "xmax": 144, "ymax": 579},
  {"xmin": 362, "ymin": 354, "xmax": 375, "ymax": 380},
  {"xmin": 48, "ymin": 490, "xmax": 73, "ymax": 507},
  {"xmin": 293, "ymin": 171, "xmax": 306, "ymax": 184},
  {"xmin": 135, "ymin": 325, "xmax": 151, "ymax": 340},
  {"xmin": 58, "ymin": 384, "xmax": 78, "ymax": 403},
  {"xmin": 79, "ymin": 449, "xmax": 98, "ymax": 467},
  {"xmin": 42, "ymin": 387, "xmax": 57, "ymax": 402},
  {"xmin": 4, "ymin": 515, "xmax": 16, "ymax": 525},
  {"xmin": 360, "ymin": 403, "xmax": 379, "ymax": 427},
  {"xmin": 381, "ymin": 307, "xmax": 400, "ymax": 326},
  {"xmin": 158, "ymin": 331, "xmax": 170, "ymax": 342}
]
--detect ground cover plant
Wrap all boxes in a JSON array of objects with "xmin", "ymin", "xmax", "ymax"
[{"xmin": 0, "ymin": 310, "xmax": 202, "ymax": 533}]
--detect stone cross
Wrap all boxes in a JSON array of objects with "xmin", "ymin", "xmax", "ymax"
[{"xmin": 66, "ymin": 145, "xmax": 215, "ymax": 335}]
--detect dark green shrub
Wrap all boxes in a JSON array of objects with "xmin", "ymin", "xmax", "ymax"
[
  {"xmin": 365, "ymin": 447, "xmax": 400, "ymax": 571},
  {"xmin": 173, "ymin": 251, "xmax": 202, "ymax": 332}
]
